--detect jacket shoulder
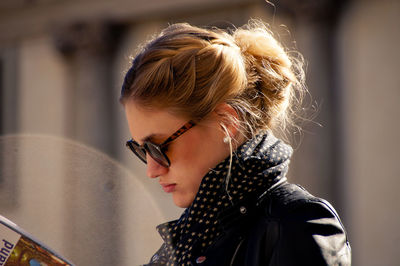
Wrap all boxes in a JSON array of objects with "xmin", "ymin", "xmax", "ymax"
[
  {"xmin": 265, "ymin": 182, "xmax": 336, "ymax": 219},
  {"xmin": 257, "ymin": 182, "xmax": 352, "ymax": 265}
]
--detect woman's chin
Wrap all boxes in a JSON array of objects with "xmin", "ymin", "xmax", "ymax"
[{"xmin": 172, "ymin": 193, "xmax": 194, "ymax": 208}]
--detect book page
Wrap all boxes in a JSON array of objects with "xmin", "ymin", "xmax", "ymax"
[{"xmin": 0, "ymin": 216, "xmax": 72, "ymax": 266}]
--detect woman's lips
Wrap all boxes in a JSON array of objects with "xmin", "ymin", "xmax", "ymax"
[{"xmin": 161, "ymin": 184, "xmax": 176, "ymax": 193}]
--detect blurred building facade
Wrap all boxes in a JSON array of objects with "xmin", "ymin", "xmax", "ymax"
[{"xmin": 0, "ymin": 0, "xmax": 399, "ymax": 265}]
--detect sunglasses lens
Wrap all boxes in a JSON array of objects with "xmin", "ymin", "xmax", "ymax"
[
  {"xmin": 145, "ymin": 143, "xmax": 170, "ymax": 167},
  {"xmin": 127, "ymin": 141, "xmax": 147, "ymax": 163}
]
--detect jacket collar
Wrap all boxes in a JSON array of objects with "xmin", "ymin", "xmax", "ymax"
[{"xmin": 152, "ymin": 132, "xmax": 292, "ymax": 264}]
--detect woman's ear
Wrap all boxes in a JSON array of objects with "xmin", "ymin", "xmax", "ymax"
[{"xmin": 214, "ymin": 103, "xmax": 240, "ymax": 138}]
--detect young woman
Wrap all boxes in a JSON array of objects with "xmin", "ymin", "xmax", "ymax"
[{"xmin": 120, "ymin": 21, "xmax": 351, "ymax": 265}]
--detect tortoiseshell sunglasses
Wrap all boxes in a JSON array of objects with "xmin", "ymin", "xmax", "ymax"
[{"xmin": 126, "ymin": 121, "xmax": 196, "ymax": 168}]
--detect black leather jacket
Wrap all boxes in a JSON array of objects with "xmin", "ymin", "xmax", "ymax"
[
  {"xmin": 189, "ymin": 181, "xmax": 351, "ymax": 265},
  {"xmin": 147, "ymin": 134, "xmax": 351, "ymax": 265}
]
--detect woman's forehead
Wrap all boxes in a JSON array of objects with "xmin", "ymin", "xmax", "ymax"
[{"xmin": 124, "ymin": 102, "xmax": 186, "ymax": 141}]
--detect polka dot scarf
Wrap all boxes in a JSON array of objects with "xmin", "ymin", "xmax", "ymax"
[{"xmin": 146, "ymin": 132, "xmax": 292, "ymax": 265}]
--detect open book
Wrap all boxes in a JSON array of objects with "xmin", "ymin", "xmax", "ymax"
[{"xmin": 0, "ymin": 215, "xmax": 74, "ymax": 266}]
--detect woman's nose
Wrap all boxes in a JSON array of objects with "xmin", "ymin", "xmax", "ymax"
[{"xmin": 146, "ymin": 154, "xmax": 168, "ymax": 178}]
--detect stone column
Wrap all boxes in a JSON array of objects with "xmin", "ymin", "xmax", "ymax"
[
  {"xmin": 54, "ymin": 21, "xmax": 122, "ymax": 155},
  {"xmin": 277, "ymin": 0, "xmax": 348, "ymax": 209},
  {"xmin": 0, "ymin": 46, "xmax": 18, "ymax": 209},
  {"xmin": 54, "ymin": 21, "xmax": 123, "ymax": 265}
]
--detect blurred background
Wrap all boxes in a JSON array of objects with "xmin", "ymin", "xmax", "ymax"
[{"xmin": 0, "ymin": 0, "xmax": 399, "ymax": 265}]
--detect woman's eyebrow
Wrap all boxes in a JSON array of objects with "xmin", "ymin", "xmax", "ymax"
[
  {"xmin": 141, "ymin": 134, "xmax": 155, "ymax": 142},
  {"xmin": 141, "ymin": 133, "xmax": 165, "ymax": 143}
]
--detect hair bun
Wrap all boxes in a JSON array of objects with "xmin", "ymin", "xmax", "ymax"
[{"xmin": 230, "ymin": 21, "xmax": 305, "ymax": 133}]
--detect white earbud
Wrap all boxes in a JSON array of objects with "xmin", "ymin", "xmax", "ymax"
[{"xmin": 223, "ymin": 136, "xmax": 230, "ymax": 143}]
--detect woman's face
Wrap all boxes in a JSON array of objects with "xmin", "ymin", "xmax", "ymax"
[{"xmin": 124, "ymin": 102, "xmax": 229, "ymax": 208}]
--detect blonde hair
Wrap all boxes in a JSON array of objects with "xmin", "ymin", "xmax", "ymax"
[{"xmin": 120, "ymin": 20, "xmax": 306, "ymax": 139}]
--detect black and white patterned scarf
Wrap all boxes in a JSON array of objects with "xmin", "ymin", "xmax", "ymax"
[{"xmin": 145, "ymin": 132, "xmax": 292, "ymax": 265}]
